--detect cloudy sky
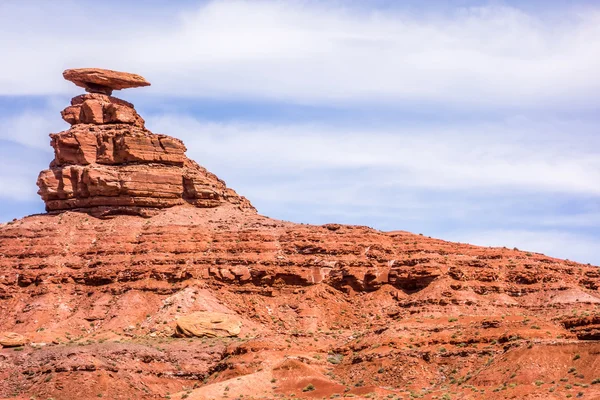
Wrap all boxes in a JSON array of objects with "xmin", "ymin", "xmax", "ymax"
[{"xmin": 1, "ymin": 0, "xmax": 599, "ymax": 264}]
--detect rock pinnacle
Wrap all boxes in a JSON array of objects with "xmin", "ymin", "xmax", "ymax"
[{"xmin": 36, "ymin": 68, "xmax": 254, "ymax": 217}]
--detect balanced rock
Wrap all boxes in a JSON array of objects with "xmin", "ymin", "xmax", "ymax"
[
  {"xmin": 175, "ymin": 312, "xmax": 242, "ymax": 338},
  {"xmin": 63, "ymin": 68, "xmax": 150, "ymax": 95},
  {"xmin": 37, "ymin": 69, "xmax": 254, "ymax": 217},
  {"xmin": 0, "ymin": 332, "xmax": 27, "ymax": 347}
]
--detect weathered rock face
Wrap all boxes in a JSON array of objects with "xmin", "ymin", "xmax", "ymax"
[
  {"xmin": 61, "ymin": 93, "xmax": 145, "ymax": 127},
  {"xmin": 37, "ymin": 71, "xmax": 254, "ymax": 217}
]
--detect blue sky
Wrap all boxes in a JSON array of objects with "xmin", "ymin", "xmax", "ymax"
[{"xmin": 1, "ymin": 0, "xmax": 600, "ymax": 264}]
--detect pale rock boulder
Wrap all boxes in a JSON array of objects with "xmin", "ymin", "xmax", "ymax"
[
  {"xmin": 175, "ymin": 312, "xmax": 242, "ymax": 338},
  {"xmin": 0, "ymin": 332, "xmax": 27, "ymax": 347}
]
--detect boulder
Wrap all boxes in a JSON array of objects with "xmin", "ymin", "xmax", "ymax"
[
  {"xmin": 175, "ymin": 312, "xmax": 242, "ymax": 338},
  {"xmin": 0, "ymin": 332, "xmax": 27, "ymax": 347}
]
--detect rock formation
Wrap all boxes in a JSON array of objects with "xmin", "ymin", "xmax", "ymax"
[
  {"xmin": 37, "ymin": 68, "xmax": 254, "ymax": 217},
  {"xmin": 0, "ymin": 332, "xmax": 27, "ymax": 347},
  {"xmin": 175, "ymin": 312, "xmax": 242, "ymax": 338},
  {"xmin": 63, "ymin": 68, "xmax": 150, "ymax": 95},
  {"xmin": 0, "ymin": 69, "xmax": 599, "ymax": 400}
]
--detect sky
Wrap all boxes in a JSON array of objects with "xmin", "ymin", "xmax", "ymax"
[{"xmin": 1, "ymin": 0, "xmax": 600, "ymax": 264}]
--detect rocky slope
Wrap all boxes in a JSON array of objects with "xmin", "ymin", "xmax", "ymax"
[{"xmin": 0, "ymin": 69, "xmax": 599, "ymax": 400}]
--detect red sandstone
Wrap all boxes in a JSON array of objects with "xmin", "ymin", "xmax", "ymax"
[{"xmin": 63, "ymin": 68, "xmax": 150, "ymax": 95}]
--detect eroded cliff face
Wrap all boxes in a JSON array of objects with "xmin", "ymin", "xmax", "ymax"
[{"xmin": 1, "ymin": 69, "xmax": 599, "ymax": 400}]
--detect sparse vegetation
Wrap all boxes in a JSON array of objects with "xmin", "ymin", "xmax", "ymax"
[
  {"xmin": 302, "ymin": 383, "xmax": 315, "ymax": 392},
  {"xmin": 328, "ymin": 353, "xmax": 344, "ymax": 364}
]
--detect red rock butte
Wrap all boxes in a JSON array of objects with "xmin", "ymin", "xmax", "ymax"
[
  {"xmin": 0, "ymin": 69, "xmax": 599, "ymax": 400},
  {"xmin": 38, "ymin": 69, "xmax": 254, "ymax": 218}
]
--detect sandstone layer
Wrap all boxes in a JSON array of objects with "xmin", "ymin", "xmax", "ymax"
[{"xmin": 1, "ymin": 70, "xmax": 599, "ymax": 400}]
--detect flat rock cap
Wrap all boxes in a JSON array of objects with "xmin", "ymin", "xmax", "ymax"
[{"xmin": 63, "ymin": 68, "xmax": 151, "ymax": 92}]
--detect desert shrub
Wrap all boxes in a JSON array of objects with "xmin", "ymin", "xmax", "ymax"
[
  {"xmin": 302, "ymin": 383, "xmax": 315, "ymax": 392},
  {"xmin": 327, "ymin": 353, "xmax": 344, "ymax": 364}
]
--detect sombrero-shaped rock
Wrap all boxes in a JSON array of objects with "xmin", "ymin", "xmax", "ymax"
[{"xmin": 63, "ymin": 68, "xmax": 150, "ymax": 95}]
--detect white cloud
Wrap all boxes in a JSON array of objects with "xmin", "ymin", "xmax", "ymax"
[
  {"xmin": 0, "ymin": 148, "xmax": 47, "ymax": 202},
  {"xmin": 146, "ymin": 114, "xmax": 600, "ymax": 197},
  {"xmin": 0, "ymin": 173, "xmax": 38, "ymax": 202},
  {"xmin": 447, "ymin": 229, "xmax": 600, "ymax": 265},
  {"xmin": 0, "ymin": 1, "xmax": 599, "ymax": 108},
  {"xmin": 0, "ymin": 102, "xmax": 66, "ymax": 150},
  {"xmin": 0, "ymin": 100, "xmax": 62, "ymax": 202}
]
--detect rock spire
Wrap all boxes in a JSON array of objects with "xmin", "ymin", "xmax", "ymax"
[{"xmin": 37, "ymin": 68, "xmax": 254, "ymax": 217}]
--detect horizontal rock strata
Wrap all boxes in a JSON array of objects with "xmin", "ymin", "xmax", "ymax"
[
  {"xmin": 37, "ymin": 71, "xmax": 253, "ymax": 217},
  {"xmin": 61, "ymin": 93, "xmax": 145, "ymax": 127}
]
